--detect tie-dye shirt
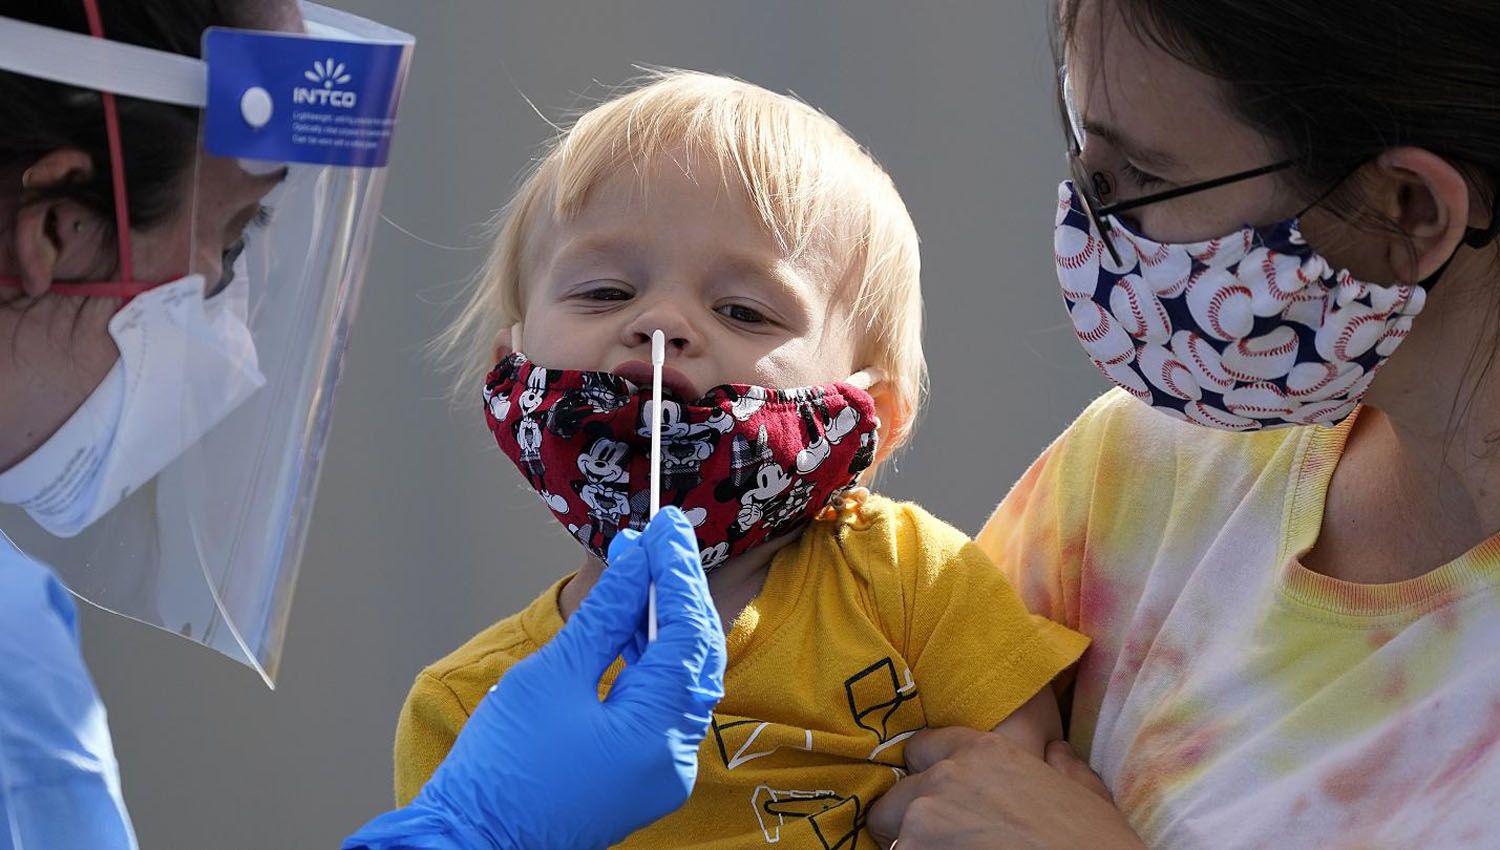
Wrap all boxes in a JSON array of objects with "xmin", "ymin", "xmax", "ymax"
[{"xmin": 977, "ymin": 389, "xmax": 1500, "ymax": 850}]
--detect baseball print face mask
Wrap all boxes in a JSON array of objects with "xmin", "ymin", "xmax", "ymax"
[
  {"xmin": 1054, "ymin": 180, "xmax": 1434, "ymax": 430},
  {"xmin": 482, "ymin": 353, "xmax": 880, "ymax": 571}
]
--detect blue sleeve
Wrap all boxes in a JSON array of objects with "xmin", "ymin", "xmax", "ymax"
[
  {"xmin": 0, "ymin": 536, "xmax": 136, "ymax": 850},
  {"xmin": 341, "ymin": 802, "xmax": 501, "ymax": 850}
]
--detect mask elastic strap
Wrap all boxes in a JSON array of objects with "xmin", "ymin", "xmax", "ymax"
[
  {"xmin": 1414, "ymin": 188, "xmax": 1500, "ymax": 292},
  {"xmin": 1291, "ymin": 164, "xmax": 1366, "ymax": 222},
  {"xmin": 845, "ymin": 368, "xmax": 886, "ymax": 392},
  {"xmin": 81, "ymin": 0, "xmax": 133, "ymax": 286},
  {"xmin": 1463, "ymin": 190, "xmax": 1500, "ymax": 249},
  {"xmin": 1298, "ymin": 169, "xmax": 1500, "ymax": 294}
]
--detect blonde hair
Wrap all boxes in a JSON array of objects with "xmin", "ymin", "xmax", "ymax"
[{"xmin": 438, "ymin": 68, "xmax": 925, "ymax": 454}]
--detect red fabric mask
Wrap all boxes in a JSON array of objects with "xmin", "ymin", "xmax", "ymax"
[{"xmin": 483, "ymin": 353, "xmax": 880, "ymax": 571}]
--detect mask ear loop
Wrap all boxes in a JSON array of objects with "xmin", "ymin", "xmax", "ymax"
[
  {"xmin": 1392, "ymin": 181, "xmax": 1500, "ymax": 293},
  {"xmin": 1463, "ymin": 189, "xmax": 1500, "ymax": 249},
  {"xmin": 1415, "ymin": 191, "xmax": 1500, "ymax": 292},
  {"xmin": 1296, "ymin": 167, "xmax": 1500, "ymax": 293},
  {"xmin": 845, "ymin": 368, "xmax": 886, "ymax": 392}
]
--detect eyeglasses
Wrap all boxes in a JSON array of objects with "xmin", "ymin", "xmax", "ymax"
[{"xmin": 1057, "ymin": 68, "xmax": 1295, "ymax": 265}]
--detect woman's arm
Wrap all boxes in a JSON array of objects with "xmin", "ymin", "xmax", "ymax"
[
  {"xmin": 0, "ymin": 550, "xmax": 137, "ymax": 850},
  {"xmin": 867, "ymin": 726, "xmax": 1146, "ymax": 850}
]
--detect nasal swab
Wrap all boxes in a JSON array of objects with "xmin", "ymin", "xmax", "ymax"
[{"xmin": 647, "ymin": 329, "xmax": 665, "ymax": 643}]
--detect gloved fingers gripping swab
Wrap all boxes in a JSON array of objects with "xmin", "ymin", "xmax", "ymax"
[{"xmin": 648, "ymin": 329, "xmax": 665, "ymax": 643}]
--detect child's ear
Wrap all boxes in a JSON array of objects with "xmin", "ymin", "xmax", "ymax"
[
  {"xmin": 845, "ymin": 365, "xmax": 906, "ymax": 477},
  {"xmin": 867, "ymin": 380, "xmax": 907, "ymax": 467}
]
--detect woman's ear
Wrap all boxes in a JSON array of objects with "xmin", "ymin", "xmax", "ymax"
[
  {"xmin": 1374, "ymin": 147, "xmax": 1472, "ymax": 284},
  {"xmin": 12, "ymin": 149, "xmax": 108, "ymax": 298}
]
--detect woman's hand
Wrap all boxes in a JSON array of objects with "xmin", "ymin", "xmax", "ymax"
[{"xmin": 867, "ymin": 727, "xmax": 1147, "ymax": 850}]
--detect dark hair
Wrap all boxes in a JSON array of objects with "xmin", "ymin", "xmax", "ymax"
[
  {"xmin": 1060, "ymin": 0, "xmax": 1500, "ymax": 436},
  {"xmin": 1059, "ymin": 0, "xmax": 1500, "ymax": 230},
  {"xmin": 0, "ymin": 1, "xmax": 274, "ymax": 239}
]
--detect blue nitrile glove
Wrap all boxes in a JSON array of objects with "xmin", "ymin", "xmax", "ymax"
[{"xmin": 343, "ymin": 506, "xmax": 726, "ymax": 850}]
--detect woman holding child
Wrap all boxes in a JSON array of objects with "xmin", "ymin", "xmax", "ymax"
[
  {"xmin": 380, "ymin": 0, "xmax": 1500, "ymax": 846},
  {"xmin": 870, "ymin": 0, "xmax": 1500, "ymax": 847}
]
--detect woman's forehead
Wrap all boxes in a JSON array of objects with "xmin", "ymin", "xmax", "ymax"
[
  {"xmin": 1067, "ymin": 3, "xmax": 1223, "ymax": 124},
  {"xmin": 1063, "ymin": 0, "xmax": 1278, "ymax": 173}
]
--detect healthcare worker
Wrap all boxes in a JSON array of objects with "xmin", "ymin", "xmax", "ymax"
[{"xmin": 0, "ymin": 3, "xmax": 725, "ymax": 849}]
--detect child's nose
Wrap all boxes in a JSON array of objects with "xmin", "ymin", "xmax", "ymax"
[{"xmin": 622, "ymin": 303, "xmax": 697, "ymax": 355}]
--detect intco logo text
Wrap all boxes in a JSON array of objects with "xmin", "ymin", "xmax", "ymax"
[{"xmin": 294, "ymin": 58, "xmax": 357, "ymax": 108}]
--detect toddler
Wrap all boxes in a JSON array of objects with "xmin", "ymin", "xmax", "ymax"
[{"xmin": 398, "ymin": 70, "xmax": 1088, "ymax": 848}]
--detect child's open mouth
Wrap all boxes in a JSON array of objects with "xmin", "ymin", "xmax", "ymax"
[{"xmin": 611, "ymin": 360, "xmax": 701, "ymax": 401}]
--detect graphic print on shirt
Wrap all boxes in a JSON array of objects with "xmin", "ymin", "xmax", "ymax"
[
  {"xmin": 846, "ymin": 657, "xmax": 924, "ymax": 765},
  {"xmin": 751, "ymin": 785, "xmax": 865, "ymax": 848},
  {"xmin": 712, "ymin": 716, "xmax": 816, "ymax": 769},
  {"xmin": 706, "ymin": 656, "xmax": 924, "ymax": 846},
  {"xmin": 712, "ymin": 716, "xmax": 865, "ymax": 846}
]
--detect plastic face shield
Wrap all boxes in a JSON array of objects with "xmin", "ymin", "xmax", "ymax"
[{"xmin": 0, "ymin": 4, "xmax": 413, "ymax": 685}]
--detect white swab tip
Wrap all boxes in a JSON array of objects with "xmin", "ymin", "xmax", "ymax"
[{"xmin": 651, "ymin": 329, "xmax": 666, "ymax": 365}]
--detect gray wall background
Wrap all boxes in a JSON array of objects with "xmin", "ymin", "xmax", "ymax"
[{"xmin": 79, "ymin": 2, "xmax": 1109, "ymax": 846}]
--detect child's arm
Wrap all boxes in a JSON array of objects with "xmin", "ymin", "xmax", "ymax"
[
  {"xmin": 394, "ymin": 673, "xmax": 469, "ymax": 806},
  {"xmin": 990, "ymin": 684, "xmax": 1063, "ymax": 759},
  {"xmin": 853, "ymin": 499, "xmax": 1087, "ymax": 763}
]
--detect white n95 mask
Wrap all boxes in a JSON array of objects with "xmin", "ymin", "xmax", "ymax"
[{"xmin": 0, "ymin": 267, "xmax": 265, "ymax": 537}]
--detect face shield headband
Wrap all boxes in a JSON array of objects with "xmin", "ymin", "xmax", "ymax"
[{"xmin": 0, "ymin": 0, "xmax": 191, "ymax": 300}]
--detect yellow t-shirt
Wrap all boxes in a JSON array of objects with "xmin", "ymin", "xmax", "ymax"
[{"xmin": 394, "ymin": 494, "xmax": 1088, "ymax": 848}]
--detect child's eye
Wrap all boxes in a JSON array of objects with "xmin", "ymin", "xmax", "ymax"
[
  {"xmin": 716, "ymin": 303, "xmax": 768, "ymax": 324},
  {"xmin": 578, "ymin": 284, "xmax": 633, "ymax": 301},
  {"xmin": 1121, "ymin": 162, "xmax": 1166, "ymax": 190}
]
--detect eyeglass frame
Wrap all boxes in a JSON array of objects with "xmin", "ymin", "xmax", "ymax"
[{"xmin": 1056, "ymin": 67, "xmax": 1296, "ymax": 266}]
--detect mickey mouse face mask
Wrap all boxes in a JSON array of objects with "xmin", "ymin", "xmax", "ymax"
[{"xmin": 483, "ymin": 353, "xmax": 880, "ymax": 572}]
